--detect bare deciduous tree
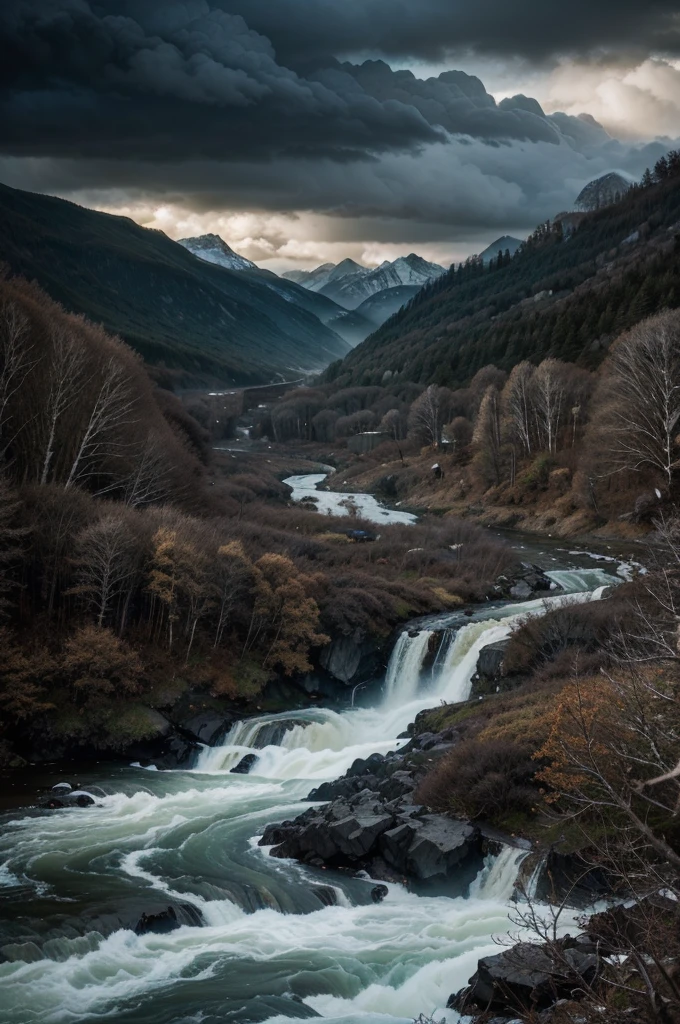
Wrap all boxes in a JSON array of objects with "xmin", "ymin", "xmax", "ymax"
[
  {"xmin": 471, "ymin": 385, "xmax": 503, "ymax": 486},
  {"xmin": 408, "ymin": 385, "xmax": 452, "ymax": 448},
  {"xmin": 70, "ymin": 513, "xmax": 142, "ymax": 628},
  {"xmin": 531, "ymin": 358, "xmax": 567, "ymax": 455},
  {"xmin": 502, "ymin": 360, "xmax": 535, "ymax": 457},
  {"xmin": 123, "ymin": 431, "xmax": 172, "ymax": 507},
  {"xmin": 0, "ymin": 301, "xmax": 32, "ymax": 453},
  {"xmin": 593, "ymin": 310, "xmax": 680, "ymax": 486},
  {"xmin": 380, "ymin": 408, "xmax": 404, "ymax": 462},
  {"xmin": 65, "ymin": 355, "xmax": 137, "ymax": 489},
  {"xmin": 40, "ymin": 325, "xmax": 85, "ymax": 485}
]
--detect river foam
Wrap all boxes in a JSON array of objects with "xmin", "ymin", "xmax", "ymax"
[{"xmin": 0, "ymin": 564, "xmax": 618, "ymax": 1024}]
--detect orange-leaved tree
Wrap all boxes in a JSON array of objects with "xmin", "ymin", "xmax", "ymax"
[{"xmin": 245, "ymin": 553, "xmax": 329, "ymax": 676}]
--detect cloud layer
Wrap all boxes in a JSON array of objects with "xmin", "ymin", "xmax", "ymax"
[
  {"xmin": 1, "ymin": 1, "xmax": 678, "ymax": 267},
  {"xmin": 216, "ymin": 0, "xmax": 680, "ymax": 64}
]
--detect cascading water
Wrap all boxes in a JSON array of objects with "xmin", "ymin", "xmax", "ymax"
[
  {"xmin": 0, "ymin": 559, "xmax": 621, "ymax": 1024},
  {"xmin": 383, "ymin": 629, "xmax": 435, "ymax": 706}
]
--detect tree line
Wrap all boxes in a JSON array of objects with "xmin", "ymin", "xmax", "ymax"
[
  {"xmin": 325, "ymin": 151, "xmax": 680, "ymax": 389},
  {"xmin": 268, "ymin": 308, "xmax": 680, "ymax": 523},
  {"xmin": 0, "ymin": 275, "xmax": 518, "ymax": 763}
]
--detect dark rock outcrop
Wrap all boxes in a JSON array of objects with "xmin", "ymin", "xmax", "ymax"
[
  {"xmin": 262, "ymin": 783, "xmax": 486, "ymax": 890},
  {"xmin": 264, "ymin": 723, "xmax": 524, "ymax": 893},
  {"xmin": 450, "ymin": 936, "xmax": 600, "ymax": 1016},
  {"xmin": 318, "ymin": 632, "xmax": 382, "ymax": 686},
  {"xmin": 39, "ymin": 785, "xmax": 96, "ymax": 809},
  {"xmin": 495, "ymin": 564, "xmax": 557, "ymax": 601},
  {"xmin": 176, "ymin": 711, "xmax": 237, "ymax": 747},
  {"xmin": 134, "ymin": 903, "xmax": 203, "ymax": 935},
  {"xmin": 476, "ymin": 640, "xmax": 509, "ymax": 684},
  {"xmin": 531, "ymin": 848, "xmax": 610, "ymax": 906},
  {"xmin": 230, "ymin": 753, "xmax": 259, "ymax": 775}
]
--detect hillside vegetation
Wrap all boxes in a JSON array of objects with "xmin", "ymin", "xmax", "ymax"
[
  {"xmin": 0, "ymin": 277, "xmax": 515, "ymax": 766},
  {"xmin": 328, "ymin": 153, "xmax": 680, "ymax": 388},
  {"xmin": 0, "ymin": 183, "xmax": 350, "ymax": 385}
]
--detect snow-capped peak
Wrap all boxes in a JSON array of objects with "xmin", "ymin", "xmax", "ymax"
[{"xmin": 177, "ymin": 233, "xmax": 256, "ymax": 272}]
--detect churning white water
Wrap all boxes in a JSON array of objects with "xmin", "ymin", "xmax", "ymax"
[
  {"xmin": 0, "ymin": 563, "xmax": 619, "ymax": 1024},
  {"xmin": 383, "ymin": 629, "xmax": 436, "ymax": 707}
]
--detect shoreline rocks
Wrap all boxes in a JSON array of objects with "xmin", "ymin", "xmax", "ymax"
[
  {"xmin": 260, "ymin": 728, "xmax": 526, "ymax": 894},
  {"xmin": 494, "ymin": 563, "xmax": 557, "ymax": 600},
  {"xmin": 450, "ymin": 936, "xmax": 600, "ymax": 1019}
]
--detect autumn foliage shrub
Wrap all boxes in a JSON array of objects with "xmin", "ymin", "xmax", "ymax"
[{"xmin": 417, "ymin": 738, "xmax": 540, "ymax": 823}]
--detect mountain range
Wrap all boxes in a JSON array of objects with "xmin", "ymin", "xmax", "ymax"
[
  {"xmin": 0, "ymin": 169, "xmax": 644, "ymax": 389},
  {"xmin": 0, "ymin": 184, "xmax": 351, "ymax": 386},
  {"xmin": 329, "ymin": 166, "xmax": 680, "ymax": 388},
  {"xmin": 179, "ymin": 236, "xmax": 447, "ymax": 344},
  {"xmin": 283, "ymin": 253, "xmax": 446, "ymax": 308}
]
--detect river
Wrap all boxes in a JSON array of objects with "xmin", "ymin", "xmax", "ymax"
[{"xmin": 0, "ymin": 477, "xmax": 625, "ymax": 1024}]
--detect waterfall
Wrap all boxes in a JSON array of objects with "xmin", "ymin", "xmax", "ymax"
[
  {"xmin": 0, "ymin": 562, "xmax": 620, "ymax": 1024},
  {"xmin": 470, "ymin": 846, "xmax": 529, "ymax": 901},
  {"xmin": 383, "ymin": 629, "xmax": 435, "ymax": 706},
  {"xmin": 433, "ymin": 620, "xmax": 511, "ymax": 704},
  {"xmin": 522, "ymin": 854, "xmax": 548, "ymax": 901}
]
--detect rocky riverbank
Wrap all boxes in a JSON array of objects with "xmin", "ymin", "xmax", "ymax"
[{"xmin": 260, "ymin": 730, "xmax": 529, "ymax": 893}]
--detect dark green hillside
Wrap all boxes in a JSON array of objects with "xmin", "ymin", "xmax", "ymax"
[
  {"xmin": 0, "ymin": 183, "xmax": 350, "ymax": 385},
  {"xmin": 329, "ymin": 158, "xmax": 680, "ymax": 388}
]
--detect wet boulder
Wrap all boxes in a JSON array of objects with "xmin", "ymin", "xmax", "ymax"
[
  {"xmin": 376, "ymin": 770, "xmax": 416, "ymax": 801},
  {"xmin": 178, "ymin": 712, "xmax": 235, "ymax": 746},
  {"xmin": 134, "ymin": 903, "xmax": 202, "ymax": 936},
  {"xmin": 495, "ymin": 564, "xmax": 557, "ymax": 601},
  {"xmin": 371, "ymin": 884, "xmax": 389, "ymax": 903},
  {"xmin": 404, "ymin": 816, "xmax": 477, "ymax": 880},
  {"xmin": 510, "ymin": 579, "xmax": 532, "ymax": 600},
  {"xmin": 318, "ymin": 632, "xmax": 381, "ymax": 686},
  {"xmin": 311, "ymin": 886, "xmax": 338, "ymax": 907},
  {"xmin": 347, "ymin": 753, "xmax": 385, "ymax": 777},
  {"xmin": 40, "ymin": 788, "xmax": 96, "ymax": 809},
  {"xmin": 476, "ymin": 640, "xmax": 509, "ymax": 683},
  {"xmin": 327, "ymin": 813, "xmax": 395, "ymax": 859},
  {"xmin": 230, "ymin": 753, "xmax": 259, "ymax": 775},
  {"xmin": 450, "ymin": 940, "xmax": 599, "ymax": 1015},
  {"xmin": 306, "ymin": 776, "xmax": 370, "ymax": 802}
]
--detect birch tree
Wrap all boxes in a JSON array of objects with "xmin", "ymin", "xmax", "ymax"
[
  {"xmin": 70, "ymin": 513, "xmax": 142, "ymax": 628},
  {"xmin": 0, "ymin": 301, "xmax": 32, "ymax": 453},
  {"xmin": 408, "ymin": 385, "xmax": 452, "ymax": 448},
  {"xmin": 40, "ymin": 325, "xmax": 85, "ymax": 485},
  {"xmin": 502, "ymin": 360, "xmax": 535, "ymax": 457},
  {"xmin": 65, "ymin": 355, "xmax": 136, "ymax": 489},
  {"xmin": 531, "ymin": 358, "xmax": 567, "ymax": 455},
  {"xmin": 595, "ymin": 311, "xmax": 680, "ymax": 486},
  {"xmin": 123, "ymin": 431, "xmax": 172, "ymax": 507}
]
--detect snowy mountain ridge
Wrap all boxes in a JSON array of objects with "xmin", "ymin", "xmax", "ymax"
[
  {"xmin": 178, "ymin": 233, "xmax": 257, "ymax": 272},
  {"xmin": 284, "ymin": 252, "xmax": 446, "ymax": 309}
]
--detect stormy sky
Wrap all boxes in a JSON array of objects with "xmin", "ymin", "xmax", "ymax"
[{"xmin": 2, "ymin": 1, "xmax": 679, "ymax": 269}]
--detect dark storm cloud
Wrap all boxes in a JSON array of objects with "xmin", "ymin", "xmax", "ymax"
[
  {"xmin": 215, "ymin": 0, "xmax": 680, "ymax": 64},
  {"xmin": 0, "ymin": 0, "xmax": 621, "ymax": 167},
  {"xmin": 0, "ymin": 0, "xmax": 444, "ymax": 163},
  {"xmin": 1, "ymin": 0, "xmax": 677, "ymax": 259}
]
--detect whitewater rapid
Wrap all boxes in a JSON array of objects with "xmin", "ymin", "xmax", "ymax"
[{"xmin": 0, "ymin": 564, "xmax": 619, "ymax": 1024}]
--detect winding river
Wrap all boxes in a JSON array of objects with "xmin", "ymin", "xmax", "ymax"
[{"xmin": 0, "ymin": 477, "xmax": 625, "ymax": 1024}]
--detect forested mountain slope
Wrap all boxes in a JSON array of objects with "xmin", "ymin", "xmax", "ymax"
[
  {"xmin": 329, "ymin": 158, "xmax": 680, "ymax": 388},
  {"xmin": 0, "ymin": 184, "xmax": 350, "ymax": 385}
]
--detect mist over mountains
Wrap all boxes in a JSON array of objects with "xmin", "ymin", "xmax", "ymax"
[{"xmin": 284, "ymin": 253, "xmax": 446, "ymax": 309}]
